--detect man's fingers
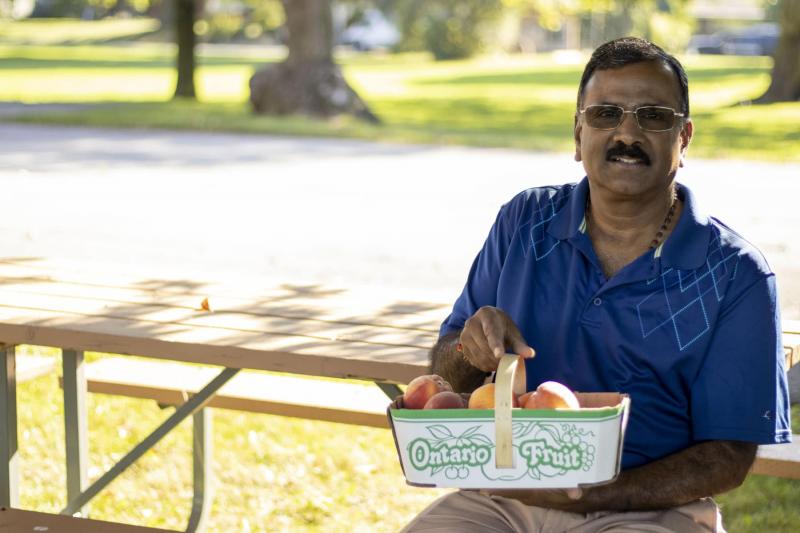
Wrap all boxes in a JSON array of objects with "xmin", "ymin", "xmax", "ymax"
[
  {"xmin": 510, "ymin": 337, "xmax": 536, "ymax": 358},
  {"xmin": 481, "ymin": 313, "xmax": 508, "ymax": 358},
  {"xmin": 460, "ymin": 330, "xmax": 498, "ymax": 372},
  {"xmin": 484, "ymin": 329, "xmax": 505, "ymax": 359}
]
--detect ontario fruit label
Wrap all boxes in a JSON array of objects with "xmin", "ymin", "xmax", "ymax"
[{"xmin": 406, "ymin": 421, "xmax": 596, "ymax": 481}]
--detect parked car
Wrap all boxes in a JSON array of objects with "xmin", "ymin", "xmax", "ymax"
[
  {"xmin": 338, "ymin": 9, "xmax": 400, "ymax": 51},
  {"xmin": 688, "ymin": 23, "xmax": 779, "ymax": 56}
]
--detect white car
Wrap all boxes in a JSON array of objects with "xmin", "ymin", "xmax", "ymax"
[{"xmin": 338, "ymin": 9, "xmax": 400, "ymax": 51}]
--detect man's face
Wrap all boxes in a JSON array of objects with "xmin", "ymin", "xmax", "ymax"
[{"xmin": 574, "ymin": 61, "xmax": 693, "ymax": 199}]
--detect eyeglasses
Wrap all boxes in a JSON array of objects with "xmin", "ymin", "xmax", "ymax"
[{"xmin": 579, "ymin": 105, "xmax": 686, "ymax": 132}]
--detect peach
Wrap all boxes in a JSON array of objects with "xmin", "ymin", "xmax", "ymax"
[
  {"xmin": 403, "ymin": 374, "xmax": 453, "ymax": 409},
  {"xmin": 467, "ymin": 383, "xmax": 520, "ymax": 409},
  {"xmin": 526, "ymin": 381, "xmax": 579, "ymax": 409},
  {"xmin": 518, "ymin": 391, "xmax": 535, "ymax": 407},
  {"xmin": 424, "ymin": 391, "xmax": 467, "ymax": 409}
]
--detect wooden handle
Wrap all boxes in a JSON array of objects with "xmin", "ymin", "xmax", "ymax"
[{"xmin": 494, "ymin": 354, "xmax": 523, "ymax": 469}]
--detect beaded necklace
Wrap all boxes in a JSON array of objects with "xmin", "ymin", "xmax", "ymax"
[{"xmin": 648, "ymin": 197, "xmax": 678, "ymax": 250}]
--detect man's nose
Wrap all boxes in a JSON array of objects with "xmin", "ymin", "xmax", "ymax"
[{"xmin": 611, "ymin": 111, "xmax": 641, "ymax": 143}]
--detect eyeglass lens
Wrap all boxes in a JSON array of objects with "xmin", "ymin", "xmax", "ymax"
[{"xmin": 584, "ymin": 106, "xmax": 677, "ymax": 131}]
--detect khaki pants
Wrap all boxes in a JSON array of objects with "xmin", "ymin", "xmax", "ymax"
[{"xmin": 401, "ymin": 490, "xmax": 724, "ymax": 533}]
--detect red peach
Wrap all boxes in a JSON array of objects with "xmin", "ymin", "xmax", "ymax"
[
  {"xmin": 528, "ymin": 381, "xmax": 579, "ymax": 409},
  {"xmin": 403, "ymin": 374, "xmax": 453, "ymax": 409},
  {"xmin": 424, "ymin": 391, "xmax": 467, "ymax": 409}
]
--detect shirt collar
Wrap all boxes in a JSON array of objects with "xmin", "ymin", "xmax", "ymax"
[
  {"xmin": 659, "ymin": 182, "xmax": 711, "ymax": 270},
  {"xmin": 547, "ymin": 177, "xmax": 590, "ymax": 240},
  {"xmin": 546, "ymin": 177, "xmax": 711, "ymax": 270}
]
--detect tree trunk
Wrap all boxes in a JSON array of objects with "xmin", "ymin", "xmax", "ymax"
[
  {"xmin": 173, "ymin": 0, "xmax": 197, "ymax": 99},
  {"xmin": 756, "ymin": 0, "xmax": 800, "ymax": 103},
  {"xmin": 248, "ymin": 0, "xmax": 379, "ymax": 123}
]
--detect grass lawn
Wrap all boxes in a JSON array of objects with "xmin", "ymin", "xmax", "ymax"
[
  {"xmin": 14, "ymin": 346, "xmax": 800, "ymax": 532},
  {"xmin": 0, "ymin": 19, "xmax": 798, "ymax": 161}
]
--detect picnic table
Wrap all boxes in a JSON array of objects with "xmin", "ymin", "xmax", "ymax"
[
  {"xmin": 0, "ymin": 258, "xmax": 446, "ymax": 530},
  {"xmin": 0, "ymin": 258, "xmax": 798, "ymax": 531}
]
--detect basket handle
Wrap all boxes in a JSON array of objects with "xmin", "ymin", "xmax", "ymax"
[{"xmin": 494, "ymin": 354, "xmax": 526, "ymax": 469}]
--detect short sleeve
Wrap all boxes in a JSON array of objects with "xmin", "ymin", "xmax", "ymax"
[
  {"xmin": 439, "ymin": 202, "xmax": 517, "ymax": 338},
  {"xmin": 691, "ymin": 274, "xmax": 792, "ymax": 444}
]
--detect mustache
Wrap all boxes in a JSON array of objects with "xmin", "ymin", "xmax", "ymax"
[{"xmin": 606, "ymin": 143, "xmax": 650, "ymax": 165}]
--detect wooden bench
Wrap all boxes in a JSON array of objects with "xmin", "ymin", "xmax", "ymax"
[
  {"xmin": 752, "ymin": 441, "xmax": 800, "ymax": 480},
  {"xmin": 67, "ymin": 357, "xmax": 393, "ymax": 428}
]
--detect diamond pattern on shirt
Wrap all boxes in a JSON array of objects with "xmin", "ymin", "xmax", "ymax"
[
  {"xmin": 637, "ymin": 234, "xmax": 740, "ymax": 351},
  {"xmin": 522, "ymin": 188, "xmax": 571, "ymax": 261}
]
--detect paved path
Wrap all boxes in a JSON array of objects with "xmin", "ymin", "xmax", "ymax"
[{"xmin": 2, "ymin": 122, "xmax": 799, "ymax": 318}]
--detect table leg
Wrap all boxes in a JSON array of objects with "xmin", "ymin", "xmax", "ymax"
[
  {"xmin": 62, "ymin": 366, "xmax": 239, "ymax": 515},
  {"xmin": 0, "ymin": 345, "xmax": 18, "ymax": 507},
  {"xmin": 376, "ymin": 382, "xmax": 403, "ymax": 400},
  {"xmin": 185, "ymin": 408, "xmax": 213, "ymax": 533},
  {"xmin": 62, "ymin": 349, "xmax": 89, "ymax": 516}
]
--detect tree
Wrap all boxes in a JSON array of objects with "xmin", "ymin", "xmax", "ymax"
[
  {"xmin": 394, "ymin": 0, "xmax": 504, "ymax": 60},
  {"xmin": 506, "ymin": 0, "xmax": 692, "ymax": 51},
  {"xmin": 173, "ymin": 0, "xmax": 197, "ymax": 99},
  {"xmin": 757, "ymin": 0, "xmax": 800, "ymax": 102},
  {"xmin": 248, "ymin": 0, "xmax": 378, "ymax": 122}
]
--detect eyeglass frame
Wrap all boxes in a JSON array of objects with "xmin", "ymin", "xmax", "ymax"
[{"xmin": 577, "ymin": 104, "xmax": 687, "ymax": 132}]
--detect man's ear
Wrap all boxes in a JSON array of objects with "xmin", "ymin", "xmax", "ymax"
[
  {"xmin": 573, "ymin": 114, "xmax": 582, "ymax": 162},
  {"xmin": 678, "ymin": 119, "xmax": 693, "ymax": 168}
]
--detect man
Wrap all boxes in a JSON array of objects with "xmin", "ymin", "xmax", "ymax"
[{"xmin": 402, "ymin": 37, "xmax": 791, "ymax": 532}]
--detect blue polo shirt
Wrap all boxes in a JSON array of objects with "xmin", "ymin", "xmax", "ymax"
[{"xmin": 441, "ymin": 178, "xmax": 791, "ymax": 469}]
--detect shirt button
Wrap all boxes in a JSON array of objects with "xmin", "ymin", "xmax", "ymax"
[{"xmin": 593, "ymin": 298, "xmax": 602, "ymax": 306}]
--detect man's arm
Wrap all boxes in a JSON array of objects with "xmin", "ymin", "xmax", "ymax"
[
  {"xmin": 431, "ymin": 307, "xmax": 535, "ymax": 393},
  {"xmin": 492, "ymin": 439, "xmax": 757, "ymax": 513},
  {"xmin": 429, "ymin": 331, "xmax": 488, "ymax": 393}
]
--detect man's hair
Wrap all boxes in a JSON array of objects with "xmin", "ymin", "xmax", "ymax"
[{"xmin": 577, "ymin": 37, "xmax": 689, "ymax": 117}]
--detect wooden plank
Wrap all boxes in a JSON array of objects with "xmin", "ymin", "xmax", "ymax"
[
  {"xmin": 0, "ymin": 309, "xmax": 430, "ymax": 384},
  {"xmin": 0, "ymin": 290, "xmax": 439, "ymax": 347},
  {"xmin": 0, "ymin": 262, "xmax": 450, "ymax": 331},
  {"xmin": 0, "ymin": 506, "xmax": 174, "ymax": 532},
  {"xmin": 75, "ymin": 358, "xmax": 392, "ymax": 428},
  {"xmin": 751, "ymin": 439, "xmax": 800, "ymax": 480}
]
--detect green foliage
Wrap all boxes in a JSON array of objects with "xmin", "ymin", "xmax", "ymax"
[
  {"xmin": 505, "ymin": 0, "xmax": 615, "ymax": 32},
  {"xmin": 503, "ymin": 0, "xmax": 694, "ymax": 51},
  {"xmin": 195, "ymin": 0, "xmax": 285, "ymax": 42},
  {"xmin": 618, "ymin": 0, "xmax": 695, "ymax": 52},
  {"xmin": 394, "ymin": 0, "xmax": 505, "ymax": 60},
  {"xmin": 81, "ymin": 0, "xmax": 157, "ymax": 19}
]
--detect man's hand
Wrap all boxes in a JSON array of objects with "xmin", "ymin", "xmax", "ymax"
[{"xmin": 459, "ymin": 306, "xmax": 535, "ymax": 372}]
